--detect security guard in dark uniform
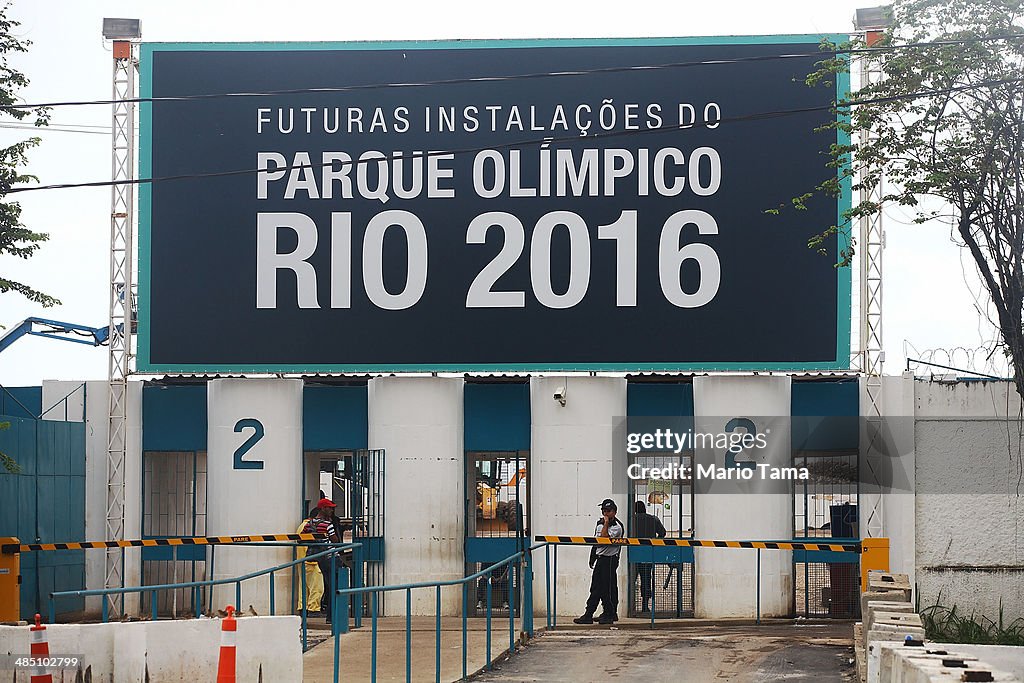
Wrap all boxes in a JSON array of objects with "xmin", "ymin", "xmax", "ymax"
[{"xmin": 575, "ymin": 498, "xmax": 623, "ymax": 624}]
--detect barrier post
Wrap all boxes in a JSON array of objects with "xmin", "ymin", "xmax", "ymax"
[
  {"xmin": 406, "ymin": 588, "xmax": 412, "ymax": 683},
  {"xmin": 216, "ymin": 605, "xmax": 237, "ymax": 683},
  {"xmin": 461, "ymin": 582, "xmax": 468, "ymax": 680},
  {"xmin": 352, "ymin": 542, "xmax": 364, "ymax": 629},
  {"xmin": 0, "ymin": 538, "xmax": 19, "ymax": 622},
  {"xmin": 435, "ymin": 585, "xmax": 442, "ymax": 683},
  {"xmin": 486, "ymin": 575, "xmax": 493, "ymax": 670},
  {"xmin": 755, "ymin": 548, "xmax": 761, "ymax": 625},
  {"xmin": 860, "ymin": 537, "xmax": 890, "ymax": 591},
  {"xmin": 523, "ymin": 552, "xmax": 534, "ymax": 637},
  {"xmin": 544, "ymin": 545, "xmax": 551, "ymax": 629},
  {"xmin": 335, "ymin": 568, "xmax": 349, "ymax": 635}
]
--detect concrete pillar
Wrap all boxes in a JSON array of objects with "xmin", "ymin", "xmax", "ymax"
[
  {"xmin": 693, "ymin": 376, "xmax": 792, "ymax": 618},
  {"xmin": 860, "ymin": 373, "xmax": 915, "ymax": 585},
  {"xmin": 530, "ymin": 376, "xmax": 627, "ymax": 617},
  {"xmin": 207, "ymin": 378, "xmax": 302, "ymax": 615},
  {"xmin": 369, "ymin": 377, "xmax": 464, "ymax": 615}
]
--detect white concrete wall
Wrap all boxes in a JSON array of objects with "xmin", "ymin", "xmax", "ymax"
[
  {"xmin": 40, "ymin": 381, "xmax": 85, "ymax": 422},
  {"xmin": 207, "ymin": 379, "xmax": 302, "ymax": 616},
  {"xmin": 369, "ymin": 377, "xmax": 464, "ymax": 615},
  {"xmin": 860, "ymin": 373, "xmax": 916, "ymax": 583},
  {"xmin": 914, "ymin": 379, "xmax": 1024, "ymax": 621},
  {"xmin": 693, "ymin": 375, "xmax": 793, "ymax": 618},
  {"xmin": 530, "ymin": 376, "xmax": 627, "ymax": 617},
  {"xmin": 0, "ymin": 615, "xmax": 301, "ymax": 682}
]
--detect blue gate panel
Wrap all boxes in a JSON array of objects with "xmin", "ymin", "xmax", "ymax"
[
  {"xmin": 466, "ymin": 537, "xmax": 521, "ymax": 563},
  {"xmin": 791, "ymin": 381, "xmax": 859, "ymax": 450},
  {"xmin": 303, "ymin": 385, "xmax": 368, "ymax": 450},
  {"xmin": 791, "ymin": 380, "xmax": 859, "ymax": 416},
  {"xmin": 464, "ymin": 383, "xmax": 530, "ymax": 452},
  {"xmin": 143, "ymin": 384, "xmax": 208, "ymax": 451},
  {"xmin": 0, "ymin": 418, "xmax": 86, "ymax": 618},
  {"xmin": 793, "ymin": 549, "xmax": 860, "ymax": 564},
  {"xmin": 627, "ymin": 545, "xmax": 694, "ymax": 564},
  {"xmin": 627, "ymin": 383, "xmax": 694, "ymax": 417},
  {"xmin": 1, "ymin": 386, "xmax": 41, "ymax": 418}
]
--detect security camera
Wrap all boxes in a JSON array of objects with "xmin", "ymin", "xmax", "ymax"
[{"xmin": 553, "ymin": 386, "xmax": 566, "ymax": 407}]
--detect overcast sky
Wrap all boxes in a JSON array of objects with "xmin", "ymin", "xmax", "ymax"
[{"xmin": 0, "ymin": 0, "xmax": 1004, "ymax": 387}]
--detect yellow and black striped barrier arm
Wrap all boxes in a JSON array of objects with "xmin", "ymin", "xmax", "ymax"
[
  {"xmin": 534, "ymin": 536, "xmax": 860, "ymax": 553},
  {"xmin": 2, "ymin": 533, "xmax": 326, "ymax": 554}
]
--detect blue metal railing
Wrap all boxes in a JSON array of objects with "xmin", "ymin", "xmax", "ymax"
[
  {"xmin": 49, "ymin": 542, "xmax": 361, "ymax": 652},
  {"xmin": 332, "ymin": 541, "xmax": 547, "ymax": 683}
]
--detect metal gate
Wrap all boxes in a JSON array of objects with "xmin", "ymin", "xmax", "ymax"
[
  {"xmin": 465, "ymin": 451, "xmax": 528, "ymax": 617},
  {"xmin": 627, "ymin": 451, "xmax": 694, "ymax": 618},
  {"xmin": 141, "ymin": 450, "xmax": 208, "ymax": 617},
  {"xmin": 793, "ymin": 449, "xmax": 860, "ymax": 617},
  {"xmin": 352, "ymin": 448, "xmax": 386, "ymax": 595},
  {"xmin": 0, "ymin": 392, "xmax": 87, "ymax": 620}
]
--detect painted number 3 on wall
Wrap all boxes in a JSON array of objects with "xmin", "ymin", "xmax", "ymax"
[{"xmin": 233, "ymin": 418, "xmax": 265, "ymax": 470}]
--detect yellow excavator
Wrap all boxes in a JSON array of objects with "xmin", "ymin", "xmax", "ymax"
[{"xmin": 476, "ymin": 468, "xmax": 527, "ymax": 520}]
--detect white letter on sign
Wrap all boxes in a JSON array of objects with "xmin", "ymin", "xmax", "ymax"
[{"xmin": 256, "ymin": 213, "xmax": 320, "ymax": 309}]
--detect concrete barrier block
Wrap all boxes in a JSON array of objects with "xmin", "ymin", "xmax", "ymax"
[
  {"xmin": 865, "ymin": 601, "xmax": 918, "ymax": 633},
  {"xmin": 867, "ymin": 640, "xmax": 908, "ymax": 683},
  {"xmin": 867, "ymin": 571, "xmax": 913, "ymax": 602},
  {"xmin": 875, "ymin": 612, "xmax": 923, "ymax": 628},
  {"xmin": 928, "ymin": 644, "xmax": 1024, "ymax": 680},
  {"xmin": 867, "ymin": 623, "xmax": 926, "ymax": 648},
  {"xmin": 862, "ymin": 589, "xmax": 911, "ymax": 617},
  {"xmin": 900, "ymin": 653, "xmax": 979, "ymax": 683}
]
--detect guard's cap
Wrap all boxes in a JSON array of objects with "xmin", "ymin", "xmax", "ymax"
[
  {"xmin": 318, "ymin": 498, "xmax": 337, "ymax": 509},
  {"xmin": 599, "ymin": 498, "xmax": 617, "ymax": 511}
]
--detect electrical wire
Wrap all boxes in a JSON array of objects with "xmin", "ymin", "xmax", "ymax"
[
  {"xmin": 0, "ymin": 122, "xmax": 109, "ymax": 135},
  {"xmin": 7, "ymin": 74, "xmax": 1022, "ymax": 196},
  {"xmin": 4, "ymin": 33, "xmax": 1024, "ymax": 111}
]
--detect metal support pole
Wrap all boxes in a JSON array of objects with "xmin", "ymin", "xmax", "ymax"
[
  {"xmin": 756, "ymin": 548, "xmax": 761, "ymax": 625},
  {"xmin": 406, "ymin": 588, "xmax": 412, "ymax": 683},
  {"xmin": 105, "ymin": 37, "xmax": 138, "ymax": 618},
  {"xmin": 857, "ymin": 30, "xmax": 886, "ymax": 539}
]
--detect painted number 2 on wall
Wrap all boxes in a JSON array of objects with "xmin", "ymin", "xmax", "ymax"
[{"xmin": 233, "ymin": 418, "xmax": 265, "ymax": 470}]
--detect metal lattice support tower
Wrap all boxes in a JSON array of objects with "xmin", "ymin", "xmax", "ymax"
[
  {"xmin": 105, "ymin": 41, "xmax": 137, "ymax": 616},
  {"xmin": 858, "ymin": 34, "xmax": 886, "ymax": 539}
]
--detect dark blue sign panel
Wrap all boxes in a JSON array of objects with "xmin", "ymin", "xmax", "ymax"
[{"xmin": 138, "ymin": 37, "xmax": 851, "ymax": 373}]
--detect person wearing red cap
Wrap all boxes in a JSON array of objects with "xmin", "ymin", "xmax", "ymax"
[{"xmin": 304, "ymin": 498, "xmax": 341, "ymax": 622}]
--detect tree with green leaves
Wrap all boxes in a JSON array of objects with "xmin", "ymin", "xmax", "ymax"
[
  {"xmin": 792, "ymin": 0, "xmax": 1024, "ymax": 400},
  {"xmin": 0, "ymin": 1, "xmax": 55, "ymax": 308},
  {"xmin": 0, "ymin": 2, "xmax": 51, "ymax": 475}
]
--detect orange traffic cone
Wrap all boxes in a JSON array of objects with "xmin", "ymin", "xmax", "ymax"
[
  {"xmin": 216, "ymin": 605, "xmax": 237, "ymax": 683},
  {"xmin": 29, "ymin": 614, "xmax": 52, "ymax": 683}
]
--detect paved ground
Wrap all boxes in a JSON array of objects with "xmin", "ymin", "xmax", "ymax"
[
  {"xmin": 303, "ymin": 616, "xmax": 514, "ymax": 683},
  {"xmin": 468, "ymin": 622, "xmax": 855, "ymax": 683},
  {"xmin": 303, "ymin": 619, "xmax": 854, "ymax": 682}
]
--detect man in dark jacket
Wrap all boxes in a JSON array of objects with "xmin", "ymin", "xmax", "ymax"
[{"xmin": 634, "ymin": 501, "xmax": 666, "ymax": 613}]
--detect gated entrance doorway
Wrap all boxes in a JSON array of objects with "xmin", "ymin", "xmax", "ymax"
[
  {"xmin": 465, "ymin": 450, "xmax": 528, "ymax": 617},
  {"xmin": 627, "ymin": 451, "xmax": 695, "ymax": 618},
  {"xmin": 141, "ymin": 450, "xmax": 208, "ymax": 617},
  {"xmin": 303, "ymin": 449, "xmax": 386, "ymax": 596}
]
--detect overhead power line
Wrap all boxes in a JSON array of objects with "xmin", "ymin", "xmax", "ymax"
[
  {"xmin": 7, "ymin": 74, "xmax": 1022, "ymax": 196},
  {"xmin": 3, "ymin": 34, "xmax": 1024, "ymax": 112},
  {"xmin": 0, "ymin": 122, "xmax": 110, "ymax": 135}
]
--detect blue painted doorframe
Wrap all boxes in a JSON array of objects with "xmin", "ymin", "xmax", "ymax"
[{"xmin": 0, "ymin": 413, "xmax": 86, "ymax": 619}]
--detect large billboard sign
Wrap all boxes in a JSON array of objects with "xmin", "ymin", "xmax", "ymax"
[{"xmin": 138, "ymin": 37, "xmax": 851, "ymax": 373}]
